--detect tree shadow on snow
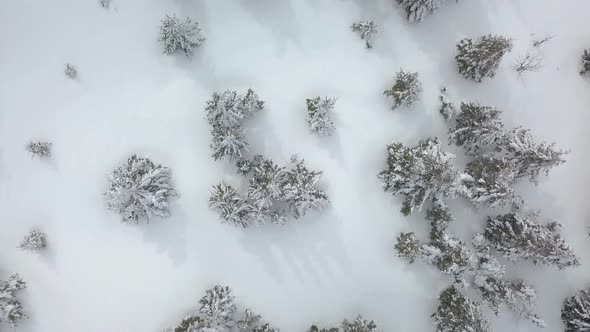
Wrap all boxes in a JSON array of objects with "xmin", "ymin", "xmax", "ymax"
[
  {"xmin": 238, "ymin": 210, "xmax": 352, "ymax": 286},
  {"xmin": 139, "ymin": 207, "xmax": 189, "ymax": 266},
  {"xmin": 239, "ymin": 0, "xmax": 302, "ymax": 55}
]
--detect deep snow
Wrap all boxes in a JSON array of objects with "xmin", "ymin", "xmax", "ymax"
[{"xmin": 0, "ymin": 0, "xmax": 589, "ymax": 331}]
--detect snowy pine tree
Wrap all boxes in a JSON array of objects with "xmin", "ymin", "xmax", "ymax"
[
  {"xmin": 448, "ymin": 102, "xmax": 504, "ymax": 156},
  {"xmin": 25, "ymin": 140, "xmax": 52, "ymax": 159},
  {"xmin": 383, "ymin": 69, "xmax": 423, "ymax": 110},
  {"xmin": 199, "ymin": 285, "xmax": 236, "ymax": 328},
  {"xmin": 433, "ymin": 286, "xmax": 490, "ymax": 332},
  {"xmin": 456, "ymin": 35, "xmax": 513, "ymax": 82},
  {"xmin": 205, "ymin": 89, "xmax": 264, "ymax": 129},
  {"xmin": 378, "ymin": 138, "xmax": 463, "ymax": 216},
  {"xmin": 99, "ymin": 0, "xmax": 110, "ymax": 8},
  {"xmin": 210, "ymin": 124, "xmax": 249, "ymax": 161},
  {"xmin": 471, "ymin": 238, "xmax": 545, "ymax": 327},
  {"xmin": 483, "ymin": 213, "xmax": 580, "ymax": 269},
  {"xmin": 305, "ymin": 97, "xmax": 336, "ymax": 136},
  {"xmin": 461, "ymin": 156, "xmax": 524, "ymax": 210},
  {"xmin": 426, "ymin": 199, "xmax": 454, "ymax": 231},
  {"xmin": 562, "ymin": 288, "xmax": 590, "ymax": 332},
  {"xmin": 396, "ymin": 0, "xmax": 442, "ymax": 23},
  {"xmin": 282, "ymin": 159, "xmax": 329, "ymax": 219},
  {"xmin": 341, "ymin": 315, "xmax": 377, "ymax": 332},
  {"xmin": 439, "ymin": 87, "xmax": 457, "ymax": 121},
  {"xmin": 18, "ymin": 230, "xmax": 47, "ymax": 250},
  {"xmin": 395, "ymin": 232, "xmax": 421, "ymax": 263},
  {"xmin": 105, "ymin": 155, "xmax": 177, "ymax": 224},
  {"xmin": 351, "ymin": 20, "xmax": 377, "ymax": 48},
  {"xmin": 0, "ymin": 274, "xmax": 27, "ymax": 328},
  {"xmin": 247, "ymin": 159, "xmax": 287, "ymax": 209},
  {"xmin": 236, "ymin": 155, "xmax": 263, "ymax": 176},
  {"xmin": 159, "ymin": 14, "xmax": 205, "ymax": 57},
  {"xmin": 238, "ymin": 309, "xmax": 262, "ymax": 332},
  {"xmin": 209, "ymin": 183, "xmax": 258, "ymax": 228},
  {"xmin": 580, "ymin": 49, "xmax": 590, "ymax": 76},
  {"xmin": 64, "ymin": 63, "xmax": 77, "ymax": 79},
  {"xmin": 422, "ymin": 231, "xmax": 472, "ymax": 278},
  {"xmin": 497, "ymin": 127, "xmax": 567, "ymax": 183}
]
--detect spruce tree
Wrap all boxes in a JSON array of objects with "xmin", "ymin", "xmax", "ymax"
[
  {"xmin": 433, "ymin": 286, "xmax": 490, "ymax": 332},
  {"xmin": 483, "ymin": 213, "xmax": 580, "ymax": 269},
  {"xmin": 341, "ymin": 315, "xmax": 377, "ymax": 332},
  {"xmin": 439, "ymin": 87, "xmax": 457, "ymax": 121},
  {"xmin": 378, "ymin": 138, "xmax": 463, "ymax": 216},
  {"xmin": 497, "ymin": 127, "xmax": 567, "ymax": 183},
  {"xmin": 383, "ymin": 69, "xmax": 423, "ymax": 110},
  {"xmin": 305, "ymin": 97, "xmax": 336, "ymax": 136},
  {"xmin": 105, "ymin": 155, "xmax": 177, "ymax": 223},
  {"xmin": 282, "ymin": 158, "xmax": 329, "ymax": 219},
  {"xmin": 25, "ymin": 140, "xmax": 52, "ymax": 159},
  {"xmin": 199, "ymin": 285, "xmax": 236, "ymax": 328},
  {"xmin": 462, "ymin": 156, "xmax": 524, "ymax": 210},
  {"xmin": 562, "ymin": 288, "xmax": 590, "ymax": 332},
  {"xmin": 396, "ymin": 0, "xmax": 442, "ymax": 23},
  {"xmin": 18, "ymin": 230, "xmax": 47, "ymax": 250},
  {"xmin": 205, "ymin": 89, "xmax": 263, "ymax": 129},
  {"xmin": 580, "ymin": 49, "xmax": 590, "ymax": 76},
  {"xmin": 351, "ymin": 20, "xmax": 377, "ymax": 48},
  {"xmin": 448, "ymin": 102, "xmax": 504, "ymax": 156},
  {"xmin": 422, "ymin": 231, "xmax": 472, "ymax": 278},
  {"xmin": 456, "ymin": 35, "xmax": 513, "ymax": 82},
  {"xmin": 210, "ymin": 124, "xmax": 249, "ymax": 161},
  {"xmin": 159, "ymin": 14, "xmax": 205, "ymax": 57},
  {"xmin": 0, "ymin": 274, "xmax": 27, "ymax": 327},
  {"xmin": 395, "ymin": 232, "xmax": 421, "ymax": 263},
  {"xmin": 247, "ymin": 159, "xmax": 287, "ymax": 209},
  {"xmin": 209, "ymin": 183, "xmax": 258, "ymax": 228}
]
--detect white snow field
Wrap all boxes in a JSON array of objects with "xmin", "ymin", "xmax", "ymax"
[{"xmin": 1, "ymin": 0, "xmax": 590, "ymax": 331}]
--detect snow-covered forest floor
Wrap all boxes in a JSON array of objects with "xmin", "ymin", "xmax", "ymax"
[{"xmin": 1, "ymin": 0, "xmax": 589, "ymax": 331}]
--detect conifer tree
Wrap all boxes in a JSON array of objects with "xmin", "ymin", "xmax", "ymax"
[
  {"xmin": 433, "ymin": 286, "xmax": 490, "ymax": 332},
  {"xmin": 247, "ymin": 159, "xmax": 287, "ymax": 209},
  {"xmin": 25, "ymin": 140, "xmax": 52, "ymax": 159},
  {"xmin": 439, "ymin": 87, "xmax": 457, "ymax": 121},
  {"xmin": 305, "ymin": 97, "xmax": 336, "ymax": 136},
  {"xmin": 18, "ymin": 230, "xmax": 47, "ymax": 250},
  {"xmin": 456, "ymin": 35, "xmax": 513, "ymax": 82},
  {"xmin": 351, "ymin": 20, "xmax": 377, "ymax": 48},
  {"xmin": 580, "ymin": 49, "xmax": 590, "ymax": 76},
  {"xmin": 395, "ymin": 232, "xmax": 421, "ymax": 263},
  {"xmin": 462, "ymin": 156, "xmax": 524, "ymax": 210},
  {"xmin": 422, "ymin": 231, "xmax": 472, "ymax": 278},
  {"xmin": 159, "ymin": 14, "xmax": 205, "ymax": 57},
  {"xmin": 0, "ymin": 274, "xmax": 27, "ymax": 327},
  {"xmin": 199, "ymin": 285, "xmax": 236, "ymax": 328},
  {"xmin": 64, "ymin": 63, "xmax": 78, "ymax": 80},
  {"xmin": 483, "ymin": 213, "xmax": 580, "ymax": 269},
  {"xmin": 210, "ymin": 124, "xmax": 249, "ymax": 161},
  {"xmin": 209, "ymin": 183, "xmax": 258, "ymax": 228},
  {"xmin": 497, "ymin": 127, "xmax": 567, "ymax": 183},
  {"xmin": 106, "ymin": 155, "xmax": 177, "ymax": 223},
  {"xmin": 378, "ymin": 138, "xmax": 463, "ymax": 215},
  {"xmin": 282, "ymin": 158, "xmax": 329, "ymax": 219},
  {"xmin": 383, "ymin": 69, "xmax": 423, "ymax": 110},
  {"xmin": 396, "ymin": 0, "xmax": 442, "ymax": 23},
  {"xmin": 448, "ymin": 102, "xmax": 504, "ymax": 156},
  {"xmin": 562, "ymin": 288, "xmax": 590, "ymax": 332},
  {"xmin": 341, "ymin": 315, "xmax": 377, "ymax": 332}
]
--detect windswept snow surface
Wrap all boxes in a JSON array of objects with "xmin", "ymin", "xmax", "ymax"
[{"xmin": 0, "ymin": 1, "xmax": 589, "ymax": 331}]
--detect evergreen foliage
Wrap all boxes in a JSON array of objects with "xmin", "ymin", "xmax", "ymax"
[
  {"xmin": 395, "ymin": 232, "xmax": 421, "ymax": 263},
  {"xmin": 448, "ymin": 102, "xmax": 504, "ymax": 156},
  {"xmin": 456, "ymin": 35, "xmax": 513, "ymax": 82},
  {"xmin": 209, "ymin": 183, "xmax": 257, "ymax": 228},
  {"xmin": 439, "ymin": 87, "xmax": 457, "ymax": 121},
  {"xmin": 18, "ymin": 230, "xmax": 47, "ymax": 250},
  {"xmin": 351, "ymin": 20, "xmax": 377, "ymax": 48},
  {"xmin": 159, "ymin": 14, "xmax": 205, "ymax": 57},
  {"xmin": 562, "ymin": 288, "xmax": 590, "ymax": 332},
  {"xmin": 0, "ymin": 274, "xmax": 27, "ymax": 328},
  {"xmin": 433, "ymin": 287, "xmax": 490, "ymax": 332},
  {"xmin": 25, "ymin": 140, "xmax": 52, "ymax": 159},
  {"xmin": 378, "ymin": 138, "xmax": 463, "ymax": 216},
  {"xmin": 105, "ymin": 155, "xmax": 177, "ymax": 224},
  {"xmin": 64, "ymin": 63, "xmax": 77, "ymax": 79},
  {"xmin": 482, "ymin": 213, "xmax": 580, "ymax": 269},
  {"xmin": 396, "ymin": 0, "xmax": 442, "ymax": 23},
  {"xmin": 580, "ymin": 49, "xmax": 590, "ymax": 76},
  {"xmin": 383, "ymin": 70, "xmax": 423, "ymax": 110},
  {"xmin": 199, "ymin": 285, "xmax": 236, "ymax": 328},
  {"xmin": 305, "ymin": 97, "xmax": 336, "ymax": 136}
]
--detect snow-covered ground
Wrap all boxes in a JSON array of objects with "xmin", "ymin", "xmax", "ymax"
[{"xmin": 1, "ymin": 0, "xmax": 589, "ymax": 331}]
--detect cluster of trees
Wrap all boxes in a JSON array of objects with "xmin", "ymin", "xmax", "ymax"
[
  {"xmin": 386, "ymin": 87, "xmax": 575, "ymax": 329},
  {"xmin": 166, "ymin": 285, "xmax": 378, "ymax": 332},
  {"xmin": 0, "ymin": 274, "xmax": 27, "ymax": 328},
  {"xmin": 210, "ymin": 156, "xmax": 328, "ymax": 227}
]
